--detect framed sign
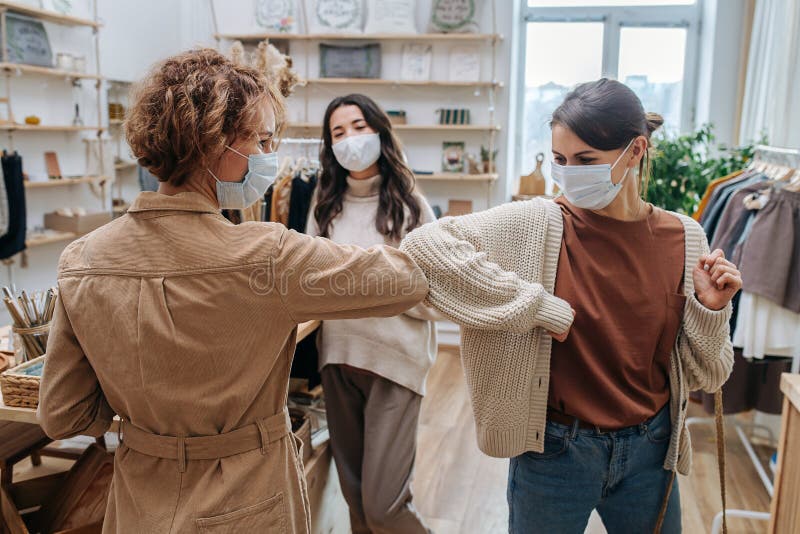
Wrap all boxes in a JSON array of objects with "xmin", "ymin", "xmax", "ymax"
[
  {"xmin": 442, "ymin": 141, "xmax": 466, "ymax": 173},
  {"xmin": 3, "ymin": 14, "xmax": 53, "ymax": 67},
  {"xmin": 320, "ymin": 43, "xmax": 381, "ymax": 78},
  {"xmin": 364, "ymin": 0, "xmax": 417, "ymax": 34},
  {"xmin": 400, "ymin": 44, "xmax": 432, "ymax": 81},
  {"xmin": 305, "ymin": 0, "xmax": 364, "ymax": 34},
  {"xmin": 449, "ymin": 45, "xmax": 480, "ymax": 82},
  {"xmin": 429, "ymin": 0, "xmax": 482, "ymax": 34},
  {"xmin": 255, "ymin": 0, "xmax": 298, "ymax": 33}
]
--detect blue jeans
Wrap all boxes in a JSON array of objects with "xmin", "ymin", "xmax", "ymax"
[{"xmin": 507, "ymin": 405, "xmax": 681, "ymax": 534}]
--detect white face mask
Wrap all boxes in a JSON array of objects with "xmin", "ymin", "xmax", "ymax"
[
  {"xmin": 551, "ymin": 138, "xmax": 636, "ymax": 210},
  {"xmin": 209, "ymin": 145, "xmax": 278, "ymax": 210},
  {"xmin": 332, "ymin": 133, "xmax": 381, "ymax": 172}
]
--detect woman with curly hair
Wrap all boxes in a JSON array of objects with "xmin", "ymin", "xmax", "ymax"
[{"xmin": 36, "ymin": 49, "xmax": 428, "ymax": 533}]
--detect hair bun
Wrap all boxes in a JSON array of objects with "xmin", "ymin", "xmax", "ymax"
[{"xmin": 645, "ymin": 112, "xmax": 664, "ymax": 135}]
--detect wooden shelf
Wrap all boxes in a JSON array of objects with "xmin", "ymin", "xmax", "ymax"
[
  {"xmin": 303, "ymin": 78, "xmax": 502, "ymax": 88},
  {"xmin": 114, "ymin": 161, "xmax": 137, "ymax": 171},
  {"xmin": 415, "ymin": 173, "xmax": 498, "ymax": 182},
  {"xmin": 286, "ymin": 123, "xmax": 500, "ymax": 132},
  {"xmin": 215, "ymin": 32, "xmax": 502, "ymax": 42},
  {"xmin": 24, "ymin": 175, "xmax": 107, "ymax": 189},
  {"xmin": 0, "ymin": 1, "xmax": 99, "ymax": 27},
  {"xmin": 0, "ymin": 124, "xmax": 100, "ymax": 132},
  {"xmin": 0, "ymin": 62, "xmax": 102, "ymax": 80},
  {"xmin": 25, "ymin": 230, "xmax": 77, "ymax": 248},
  {"xmin": 109, "ymin": 119, "xmax": 124, "ymax": 126}
]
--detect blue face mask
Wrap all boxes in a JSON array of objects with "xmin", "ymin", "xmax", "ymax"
[{"xmin": 209, "ymin": 145, "xmax": 278, "ymax": 209}]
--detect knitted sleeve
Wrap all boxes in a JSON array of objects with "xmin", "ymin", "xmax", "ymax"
[
  {"xmin": 677, "ymin": 218, "xmax": 735, "ymax": 393},
  {"xmin": 404, "ymin": 193, "xmax": 447, "ymax": 322},
  {"xmin": 399, "ymin": 202, "xmax": 574, "ymax": 334}
]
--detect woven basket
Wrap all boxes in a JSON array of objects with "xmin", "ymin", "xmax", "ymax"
[{"xmin": 0, "ymin": 355, "xmax": 45, "ymax": 408}]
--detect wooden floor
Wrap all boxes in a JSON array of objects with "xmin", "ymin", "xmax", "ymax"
[{"xmin": 415, "ymin": 347, "xmax": 773, "ymax": 534}]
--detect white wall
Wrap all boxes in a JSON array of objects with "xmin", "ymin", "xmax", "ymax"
[{"xmin": 694, "ymin": 0, "xmax": 749, "ymax": 147}]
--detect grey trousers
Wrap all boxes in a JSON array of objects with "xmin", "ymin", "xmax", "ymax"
[{"xmin": 321, "ymin": 364, "xmax": 429, "ymax": 534}]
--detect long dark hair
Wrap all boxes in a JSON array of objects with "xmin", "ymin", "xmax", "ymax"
[
  {"xmin": 551, "ymin": 78, "xmax": 663, "ymax": 197},
  {"xmin": 314, "ymin": 94, "xmax": 421, "ymax": 240}
]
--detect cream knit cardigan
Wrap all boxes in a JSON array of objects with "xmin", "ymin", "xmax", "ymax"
[{"xmin": 400, "ymin": 198, "xmax": 734, "ymax": 475}]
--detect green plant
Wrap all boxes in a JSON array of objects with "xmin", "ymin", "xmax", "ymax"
[
  {"xmin": 647, "ymin": 125, "xmax": 761, "ymax": 215},
  {"xmin": 480, "ymin": 145, "xmax": 498, "ymax": 162}
]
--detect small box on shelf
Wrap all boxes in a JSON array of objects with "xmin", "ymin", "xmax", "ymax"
[{"xmin": 44, "ymin": 212, "xmax": 111, "ymax": 235}]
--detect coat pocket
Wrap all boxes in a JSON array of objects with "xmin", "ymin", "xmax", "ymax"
[{"xmin": 196, "ymin": 493, "xmax": 286, "ymax": 533}]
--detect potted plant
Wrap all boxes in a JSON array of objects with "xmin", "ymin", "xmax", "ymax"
[
  {"xmin": 481, "ymin": 145, "xmax": 498, "ymax": 174},
  {"xmin": 647, "ymin": 124, "xmax": 761, "ymax": 215}
]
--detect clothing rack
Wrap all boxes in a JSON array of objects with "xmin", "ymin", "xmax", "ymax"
[
  {"xmin": 752, "ymin": 144, "xmax": 800, "ymax": 165},
  {"xmin": 692, "ymin": 143, "xmax": 800, "ymax": 533}
]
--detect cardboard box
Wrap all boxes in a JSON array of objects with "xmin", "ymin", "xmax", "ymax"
[{"xmin": 44, "ymin": 212, "xmax": 111, "ymax": 235}]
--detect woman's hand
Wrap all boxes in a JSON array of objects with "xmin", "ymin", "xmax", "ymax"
[
  {"xmin": 549, "ymin": 308, "xmax": 576, "ymax": 342},
  {"xmin": 693, "ymin": 249, "xmax": 742, "ymax": 311}
]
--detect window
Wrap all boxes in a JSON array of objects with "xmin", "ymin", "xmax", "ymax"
[
  {"xmin": 618, "ymin": 26, "xmax": 687, "ymax": 135},
  {"xmin": 529, "ymin": 1, "xmax": 694, "ymax": 6},
  {"xmin": 519, "ymin": 1, "xmax": 699, "ymax": 178},
  {"xmin": 523, "ymin": 23, "xmax": 604, "ymax": 181}
]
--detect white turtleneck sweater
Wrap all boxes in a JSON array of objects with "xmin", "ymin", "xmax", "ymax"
[{"xmin": 306, "ymin": 174, "xmax": 441, "ymax": 395}]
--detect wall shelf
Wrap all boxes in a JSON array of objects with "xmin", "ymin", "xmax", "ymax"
[
  {"xmin": 25, "ymin": 230, "xmax": 78, "ymax": 248},
  {"xmin": 415, "ymin": 173, "xmax": 498, "ymax": 182},
  {"xmin": 0, "ymin": 62, "xmax": 102, "ymax": 80},
  {"xmin": 0, "ymin": 124, "xmax": 100, "ymax": 132},
  {"xmin": 0, "ymin": 1, "xmax": 99, "ymax": 28},
  {"xmin": 114, "ymin": 161, "xmax": 137, "ymax": 171},
  {"xmin": 109, "ymin": 119, "xmax": 124, "ymax": 126},
  {"xmin": 215, "ymin": 32, "xmax": 502, "ymax": 42},
  {"xmin": 24, "ymin": 175, "xmax": 107, "ymax": 189},
  {"xmin": 302, "ymin": 78, "xmax": 503, "ymax": 88},
  {"xmin": 286, "ymin": 123, "xmax": 501, "ymax": 132}
]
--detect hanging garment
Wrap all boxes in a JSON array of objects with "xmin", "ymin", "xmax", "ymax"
[
  {"xmin": 700, "ymin": 171, "xmax": 755, "ymax": 225},
  {"xmin": 709, "ymin": 183, "xmax": 764, "ymax": 258},
  {"xmin": 0, "ymin": 151, "xmax": 26, "ymax": 260},
  {"xmin": 262, "ymin": 184, "xmax": 274, "ymax": 222},
  {"xmin": 739, "ymin": 188, "xmax": 800, "ymax": 312},
  {"xmin": 287, "ymin": 172, "xmax": 317, "ymax": 233},
  {"xmin": 703, "ymin": 173, "xmax": 765, "ymax": 241},
  {"xmin": 733, "ymin": 292, "xmax": 800, "ymax": 360},
  {"xmin": 700, "ymin": 350, "xmax": 792, "ymax": 415},
  {"xmin": 694, "ymin": 170, "xmax": 745, "ymax": 221},
  {"xmin": 270, "ymin": 172, "xmax": 293, "ymax": 226},
  {"xmin": 0, "ymin": 162, "xmax": 8, "ymax": 237}
]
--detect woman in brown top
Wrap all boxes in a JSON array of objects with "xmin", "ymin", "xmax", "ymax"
[
  {"xmin": 400, "ymin": 78, "xmax": 741, "ymax": 534},
  {"xmin": 36, "ymin": 49, "xmax": 428, "ymax": 533},
  {"xmin": 516, "ymin": 80, "xmax": 742, "ymax": 533}
]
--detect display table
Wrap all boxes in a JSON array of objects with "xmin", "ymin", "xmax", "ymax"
[{"xmin": 769, "ymin": 374, "xmax": 800, "ymax": 533}]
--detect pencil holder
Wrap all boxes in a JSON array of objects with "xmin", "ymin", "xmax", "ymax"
[{"xmin": 12, "ymin": 322, "xmax": 50, "ymax": 363}]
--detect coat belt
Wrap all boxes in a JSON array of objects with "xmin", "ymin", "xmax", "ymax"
[{"xmin": 119, "ymin": 408, "xmax": 292, "ymax": 472}]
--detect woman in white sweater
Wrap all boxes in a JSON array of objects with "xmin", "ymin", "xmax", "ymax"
[
  {"xmin": 400, "ymin": 79, "xmax": 741, "ymax": 534},
  {"xmin": 307, "ymin": 94, "xmax": 440, "ymax": 534}
]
